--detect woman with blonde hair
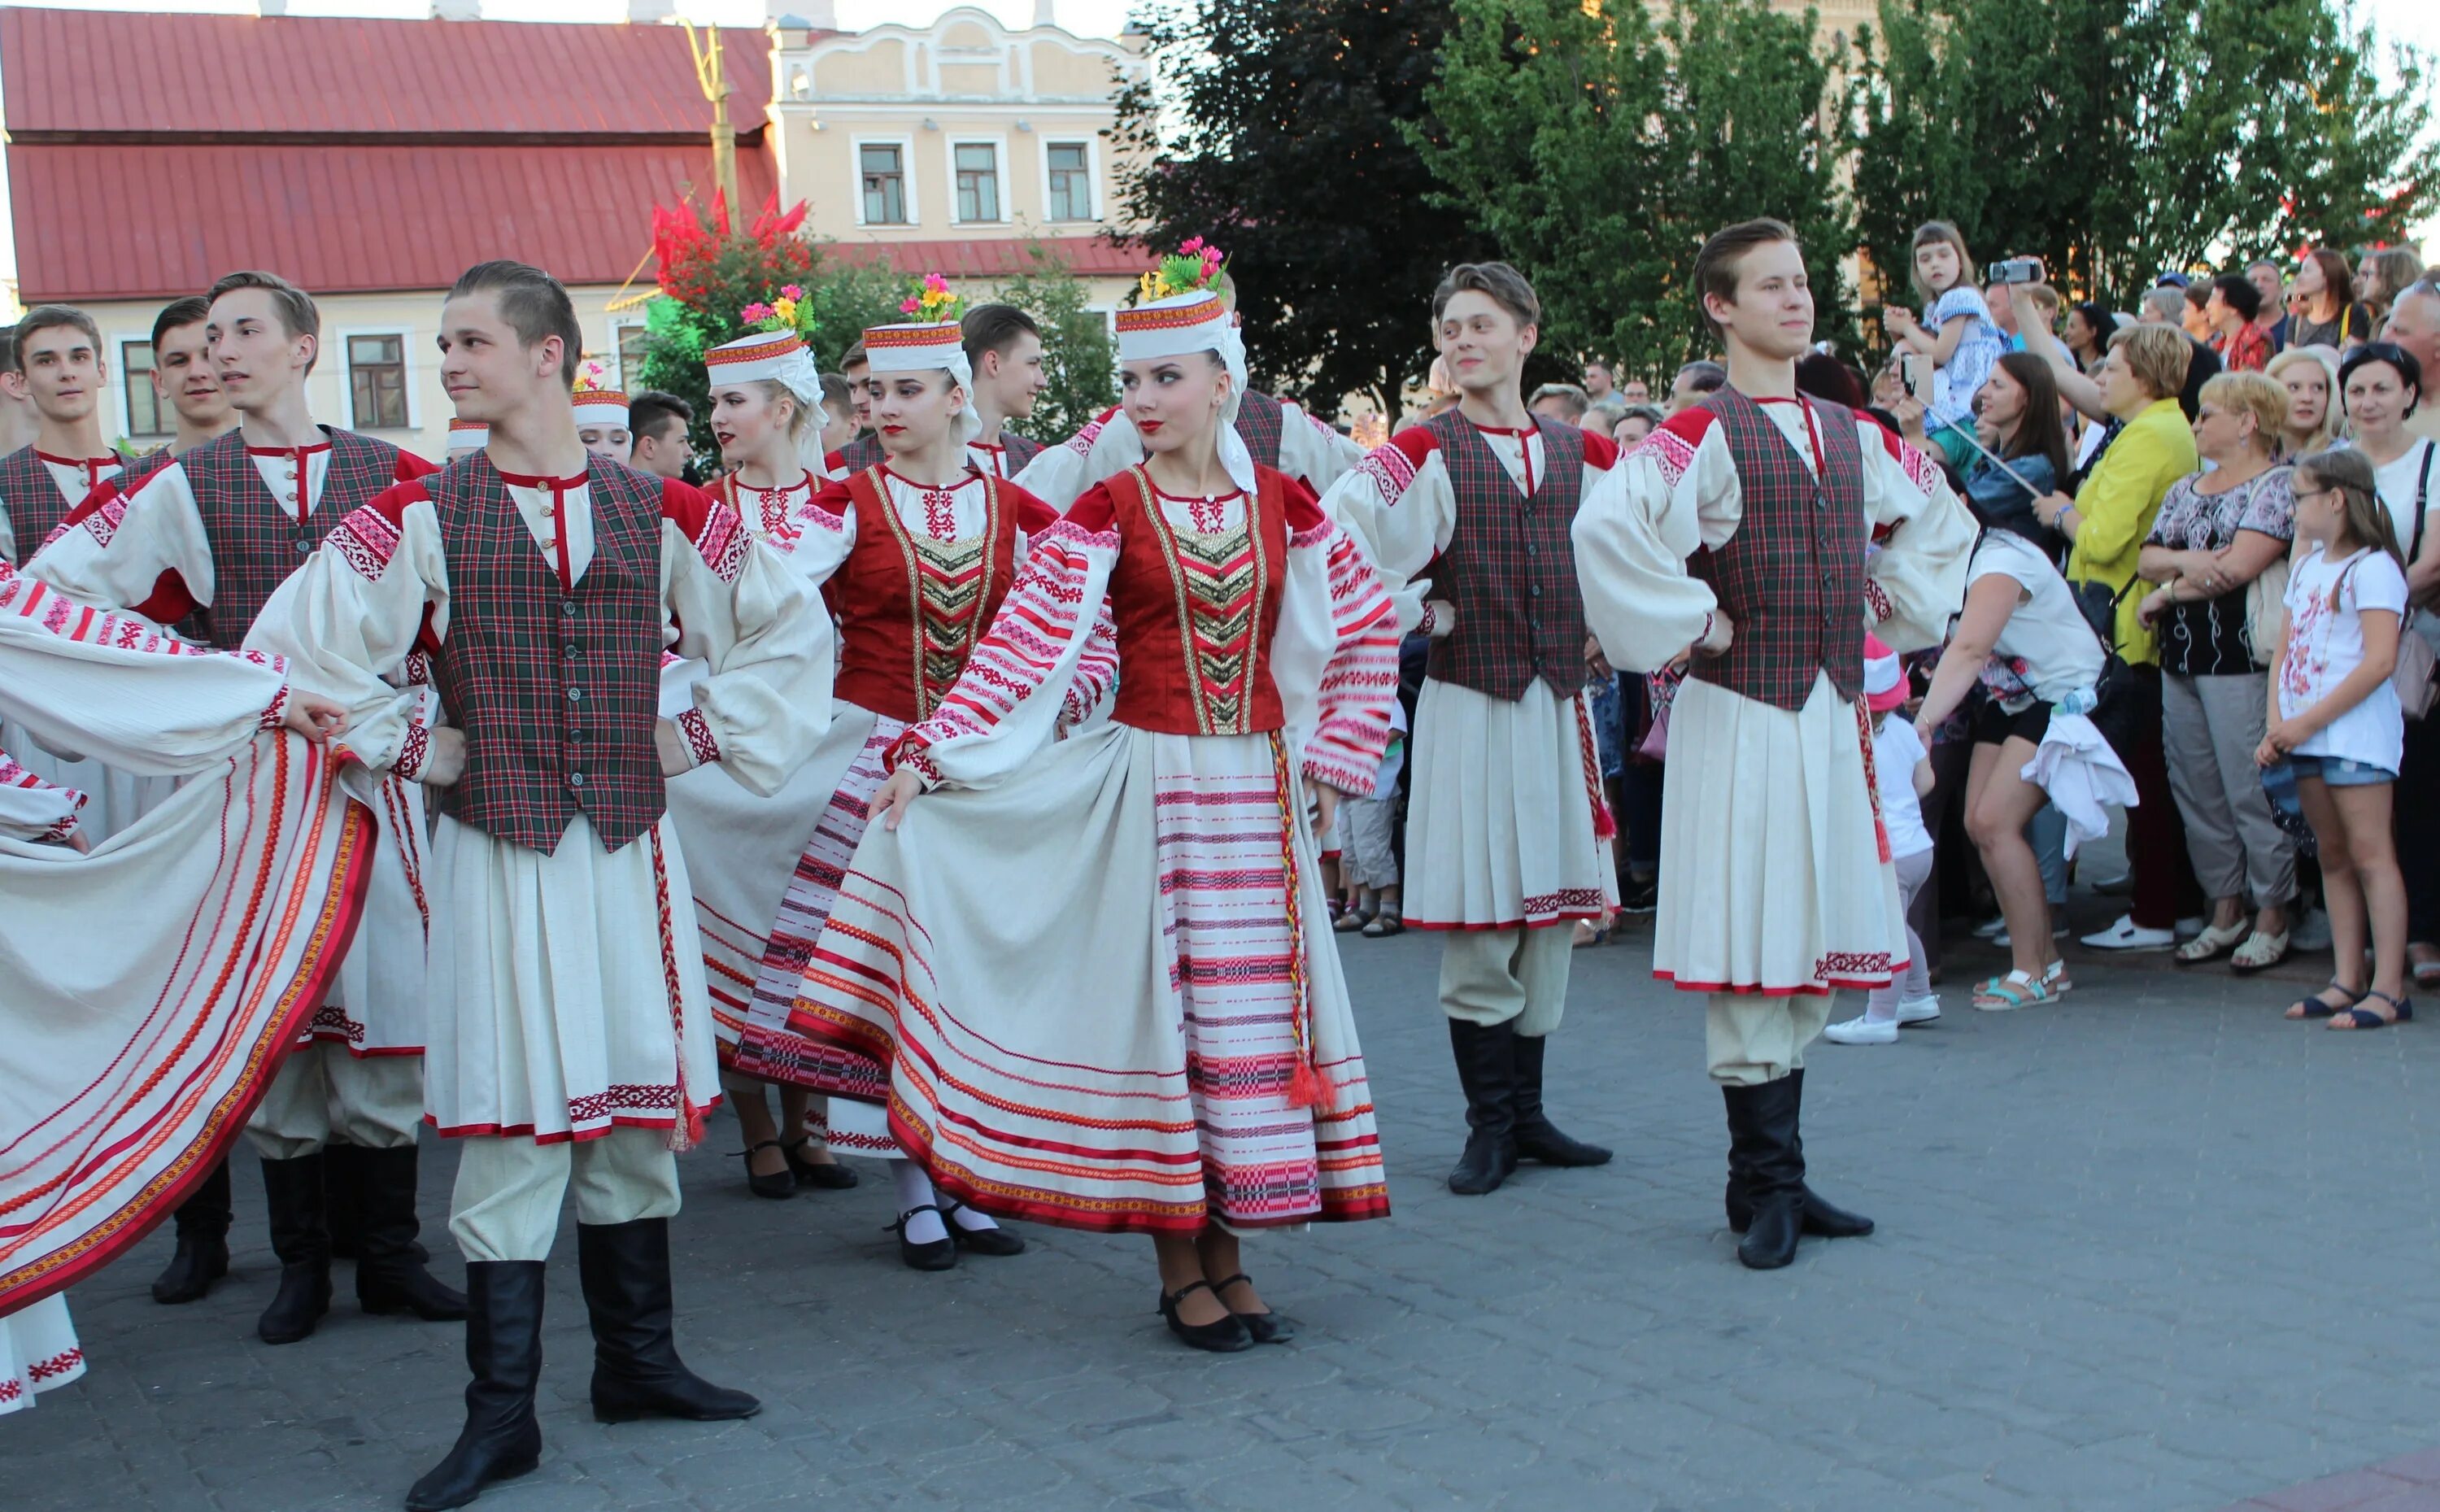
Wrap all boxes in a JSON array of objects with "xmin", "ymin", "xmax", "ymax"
[
  {"xmin": 2265, "ymin": 345, "xmax": 2343, "ymax": 456},
  {"xmin": 2135, "ymin": 370, "xmax": 2300, "ymax": 972}
]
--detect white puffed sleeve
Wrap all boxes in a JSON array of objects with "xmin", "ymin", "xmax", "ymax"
[
  {"xmin": 1856, "ymin": 417, "xmax": 1977, "ymax": 653},
  {"xmin": 659, "ymin": 496, "xmax": 834, "ymax": 798},
  {"xmin": 1571, "ymin": 416, "xmax": 1746, "ymax": 673}
]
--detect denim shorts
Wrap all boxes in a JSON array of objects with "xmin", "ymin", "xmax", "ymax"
[{"xmin": 2288, "ymin": 753, "xmax": 2395, "ymax": 787}]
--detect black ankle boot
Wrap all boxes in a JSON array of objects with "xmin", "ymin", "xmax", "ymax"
[
  {"xmin": 324, "ymin": 1142, "xmax": 365, "ymax": 1261},
  {"xmin": 404, "ymin": 1261, "xmax": 546, "ymax": 1512},
  {"xmin": 1721, "ymin": 1081, "xmax": 1802, "ymax": 1270},
  {"xmin": 1510, "ymin": 1034, "xmax": 1613, "ymax": 1166},
  {"xmin": 152, "ymin": 1158, "xmax": 231, "ymax": 1305},
  {"xmin": 1722, "ymin": 1072, "xmax": 1875, "ymax": 1239},
  {"xmin": 355, "ymin": 1146, "xmax": 468, "ymax": 1321},
  {"xmin": 257, "ymin": 1153, "xmax": 332, "ymax": 1344},
  {"xmin": 577, "ymin": 1218, "xmax": 761, "ymax": 1424},
  {"xmin": 1444, "ymin": 1019, "xmax": 1518, "ymax": 1196}
]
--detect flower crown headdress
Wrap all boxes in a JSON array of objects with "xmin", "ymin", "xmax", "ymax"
[
  {"xmin": 573, "ymin": 357, "xmax": 615, "ymax": 395},
  {"xmin": 739, "ymin": 284, "xmax": 820, "ymax": 342},
  {"xmin": 1138, "ymin": 237, "xmax": 1227, "ymax": 303},
  {"xmin": 899, "ymin": 273, "xmax": 961, "ymax": 323}
]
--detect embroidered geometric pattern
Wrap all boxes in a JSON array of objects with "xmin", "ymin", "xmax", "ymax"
[{"xmin": 1357, "ymin": 440, "xmax": 1418, "ymax": 503}]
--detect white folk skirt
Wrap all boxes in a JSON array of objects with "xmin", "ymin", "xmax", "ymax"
[
  {"xmin": 422, "ymin": 813, "xmax": 719, "ymax": 1147},
  {"xmin": 310, "ymin": 771, "xmax": 429, "ymax": 1057},
  {"xmin": 786, "ymin": 721, "xmax": 1391, "ymax": 1234},
  {"xmin": 0, "ymin": 1296, "xmax": 82, "ymax": 1416},
  {"xmin": 0, "ymin": 713, "xmax": 176, "ymax": 843},
  {"xmin": 1654, "ymin": 672, "xmax": 1908, "ymax": 996},
  {"xmin": 1405, "ymin": 677, "xmax": 1614, "ymax": 930}
]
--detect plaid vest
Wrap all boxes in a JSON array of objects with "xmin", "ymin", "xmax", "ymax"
[
  {"xmin": 1233, "ymin": 389, "xmax": 1285, "ymax": 469},
  {"xmin": 184, "ymin": 427, "xmax": 407, "ymax": 648},
  {"xmin": 830, "ymin": 467, "xmax": 1021, "ymax": 724},
  {"xmin": 1423, "ymin": 412, "xmax": 1588, "ymax": 700},
  {"xmin": 1108, "ymin": 464, "xmax": 1289, "ymax": 737},
  {"xmin": 1688, "ymin": 388, "xmax": 1867, "ymax": 712},
  {"xmin": 836, "ymin": 433, "xmax": 886, "ymax": 474},
  {"xmin": 429, "ymin": 455, "xmax": 668, "ymax": 855},
  {"xmin": 2, "ymin": 447, "xmax": 98, "ymax": 564}
]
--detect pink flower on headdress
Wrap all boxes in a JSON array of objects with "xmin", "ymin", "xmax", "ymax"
[
  {"xmin": 1181, "ymin": 236, "xmax": 1206, "ymax": 255},
  {"xmin": 900, "ymin": 295, "xmax": 921, "ymax": 315},
  {"xmin": 923, "ymin": 272, "xmax": 949, "ymax": 294},
  {"xmin": 780, "ymin": 284, "xmax": 805, "ymax": 300},
  {"xmin": 740, "ymin": 302, "xmax": 773, "ymax": 323}
]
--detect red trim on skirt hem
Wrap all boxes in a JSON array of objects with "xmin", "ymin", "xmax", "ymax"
[
  {"xmin": 425, "ymin": 1100, "xmax": 723, "ymax": 1145},
  {"xmin": 1655, "ymin": 964, "xmax": 1911, "ymax": 998},
  {"xmin": 1405, "ymin": 912, "xmax": 1606, "ymax": 933}
]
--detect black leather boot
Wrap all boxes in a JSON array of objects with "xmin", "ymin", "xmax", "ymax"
[
  {"xmin": 1722, "ymin": 1071, "xmax": 1875, "ymax": 1239},
  {"xmin": 1444, "ymin": 1019, "xmax": 1519, "ymax": 1196},
  {"xmin": 1723, "ymin": 1080, "xmax": 1802, "ymax": 1270},
  {"xmin": 403, "ymin": 1261, "xmax": 546, "ymax": 1512},
  {"xmin": 257, "ymin": 1153, "xmax": 332, "ymax": 1344},
  {"xmin": 355, "ymin": 1146, "xmax": 468, "ymax": 1321},
  {"xmin": 324, "ymin": 1141, "xmax": 365, "ymax": 1261},
  {"xmin": 151, "ymin": 1158, "xmax": 231, "ymax": 1305},
  {"xmin": 577, "ymin": 1219, "xmax": 761, "ymax": 1424},
  {"xmin": 1510, "ymin": 1034, "xmax": 1613, "ymax": 1166}
]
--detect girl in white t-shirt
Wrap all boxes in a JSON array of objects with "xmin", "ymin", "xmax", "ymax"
[
  {"xmin": 2262, "ymin": 448, "xmax": 2413, "ymax": 1029},
  {"xmin": 1827, "ymin": 638, "xmax": 1939, "ymax": 1046}
]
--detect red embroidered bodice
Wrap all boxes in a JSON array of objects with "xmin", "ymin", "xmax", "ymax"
[
  {"xmin": 1105, "ymin": 466, "xmax": 1291, "ymax": 738},
  {"xmin": 821, "ymin": 467, "xmax": 1055, "ymax": 723}
]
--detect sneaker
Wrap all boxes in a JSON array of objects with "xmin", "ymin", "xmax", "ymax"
[
  {"xmin": 1823, "ymin": 1014, "xmax": 1900, "ymax": 1045},
  {"xmin": 1619, "ymin": 874, "xmax": 1658, "ymax": 915},
  {"xmin": 1971, "ymin": 914, "xmax": 2006, "ymax": 940},
  {"xmin": 1894, "ymin": 994, "xmax": 1941, "ymax": 1024},
  {"xmin": 2175, "ymin": 915, "xmax": 2207, "ymax": 940},
  {"xmin": 2081, "ymin": 914, "xmax": 2176, "ymax": 952},
  {"xmin": 2291, "ymin": 908, "xmax": 2332, "ymax": 952}
]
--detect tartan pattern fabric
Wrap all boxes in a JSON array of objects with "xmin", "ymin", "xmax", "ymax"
[
  {"xmin": 184, "ymin": 428, "xmax": 409, "ymax": 648},
  {"xmin": 0, "ymin": 447, "xmax": 74, "ymax": 565},
  {"xmin": 985, "ymin": 431, "xmax": 1044, "ymax": 475},
  {"xmin": 1109, "ymin": 466, "xmax": 1288, "ymax": 737},
  {"xmin": 1423, "ymin": 412, "xmax": 1589, "ymax": 700},
  {"xmin": 429, "ymin": 455, "xmax": 669, "ymax": 854},
  {"xmin": 1233, "ymin": 390, "xmax": 1285, "ymax": 469},
  {"xmin": 834, "ymin": 433, "xmax": 885, "ymax": 474},
  {"xmin": 1688, "ymin": 389, "xmax": 1867, "ymax": 712}
]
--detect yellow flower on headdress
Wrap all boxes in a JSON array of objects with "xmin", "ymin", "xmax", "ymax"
[{"xmin": 898, "ymin": 272, "xmax": 961, "ymax": 323}]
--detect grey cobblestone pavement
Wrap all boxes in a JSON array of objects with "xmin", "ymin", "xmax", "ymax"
[{"xmin": 8, "ymin": 868, "xmax": 2438, "ymax": 1512}]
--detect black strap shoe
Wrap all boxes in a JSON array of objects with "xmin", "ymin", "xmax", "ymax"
[
  {"xmin": 1157, "ymin": 1281, "xmax": 1253, "ymax": 1353},
  {"xmin": 891, "ymin": 1205, "xmax": 957, "ymax": 1271},
  {"xmin": 940, "ymin": 1201, "xmax": 1026, "ymax": 1257},
  {"xmin": 257, "ymin": 1153, "xmax": 332, "ymax": 1344},
  {"xmin": 354, "ymin": 1145, "xmax": 468, "ymax": 1321},
  {"xmin": 578, "ymin": 1218, "xmax": 762, "ymax": 1424},
  {"xmin": 1511, "ymin": 1034, "xmax": 1614, "ymax": 1166},
  {"xmin": 1444, "ymin": 1019, "xmax": 1519, "ymax": 1195},
  {"xmin": 404, "ymin": 1261, "xmax": 546, "ymax": 1512},
  {"xmin": 152, "ymin": 1159, "xmax": 232, "ymax": 1305},
  {"xmin": 1212, "ymin": 1272, "xmax": 1295, "ymax": 1344},
  {"xmin": 737, "ymin": 1140, "xmax": 797, "ymax": 1200},
  {"xmin": 782, "ymin": 1135, "xmax": 858, "ymax": 1189}
]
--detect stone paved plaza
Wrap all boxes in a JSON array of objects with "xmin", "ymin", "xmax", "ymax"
[{"xmin": 9, "ymin": 871, "xmax": 2439, "ymax": 1512}]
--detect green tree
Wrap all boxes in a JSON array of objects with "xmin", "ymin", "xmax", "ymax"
[
  {"xmin": 1845, "ymin": 0, "xmax": 2432, "ymax": 316},
  {"xmin": 1111, "ymin": 0, "xmax": 1500, "ymax": 410},
  {"xmin": 1415, "ymin": 0, "xmax": 1855, "ymax": 386},
  {"xmin": 985, "ymin": 242, "xmax": 1117, "ymax": 442}
]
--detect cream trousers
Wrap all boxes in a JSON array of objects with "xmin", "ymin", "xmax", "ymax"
[
  {"xmin": 1438, "ymin": 924, "xmax": 1573, "ymax": 1035},
  {"xmin": 447, "ymin": 1126, "xmax": 682, "ymax": 1263},
  {"xmin": 1705, "ymin": 992, "xmax": 1834, "ymax": 1086},
  {"xmin": 245, "ymin": 1043, "xmax": 425, "ymax": 1160}
]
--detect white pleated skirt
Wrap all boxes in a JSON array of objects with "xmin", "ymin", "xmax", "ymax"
[
  {"xmin": 1654, "ymin": 673, "xmax": 1908, "ymax": 996},
  {"xmin": 0, "ymin": 1296, "xmax": 82, "ymax": 1416},
  {"xmin": 1405, "ymin": 678, "xmax": 1613, "ymax": 930}
]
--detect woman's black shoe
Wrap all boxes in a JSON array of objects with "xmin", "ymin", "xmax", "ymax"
[
  {"xmin": 1157, "ymin": 1281, "xmax": 1253, "ymax": 1353},
  {"xmin": 782, "ymin": 1136, "xmax": 858, "ymax": 1189},
  {"xmin": 941, "ymin": 1202, "xmax": 1026, "ymax": 1257},
  {"xmin": 892, "ymin": 1206, "xmax": 956, "ymax": 1271},
  {"xmin": 1212, "ymin": 1273, "xmax": 1295, "ymax": 1344},
  {"xmin": 737, "ymin": 1142, "xmax": 795, "ymax": 1200}
]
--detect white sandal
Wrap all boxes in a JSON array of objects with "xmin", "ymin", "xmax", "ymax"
[
  {"xmin": 2174, "ymin": 920, "xmax": 2248, "ymax": 965},
  {"xmin": 2230, "ymin": 929, "xmax": 2291, "ymax": 974}
]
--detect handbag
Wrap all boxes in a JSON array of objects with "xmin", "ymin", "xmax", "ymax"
[
  {"xmin": 2259, "ymin": 760, "xmax": 2318, "ymax": 859},
  {"xmin": 2400, "ymin": 450, "xmax": 2438, "ymax": 720}
]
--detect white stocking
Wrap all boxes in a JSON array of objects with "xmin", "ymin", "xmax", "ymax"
[{"xmin": 892, "ymin": 1160, "xmax": 947, "ymax": 1245}]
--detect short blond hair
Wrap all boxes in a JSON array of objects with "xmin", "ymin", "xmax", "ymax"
[
  {"xmin": 2199, "ymin": 370, "xmax": 2286, "ymax": 451},
  {"xmin": 2108, "ymin": 323, "xmax": 2192, "ymax": 401},
  {"xmin": 2265, "ymin": 346, "xmax": 2343, "ymax": 453}
]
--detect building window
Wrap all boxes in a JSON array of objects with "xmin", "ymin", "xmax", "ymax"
[
  {"xmin": 954, "ymin": 142, "xmax": 1001, "ymax": 224},
  {"xmin": 347, "ymin": 334, "xmax": 410, "ymax": 429},
  {"xmin": 861, "ymin": 143, "xmax": 908, "ymax": 224},
  {"xmin": 120, "ymin": 341, "xmax": 167, "ymax": 440},
  {"xmin": 1047, "ymin": 142, "xmax": 1092, "ymax": 222},
  {"xmin": 616, "ymin": 323, "xmax": 650, "ymax": 388}
]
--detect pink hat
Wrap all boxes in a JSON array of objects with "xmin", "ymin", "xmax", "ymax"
[{"xmin": 1863, "ymin": 634, "xmax": 1908, "ymax": 712}]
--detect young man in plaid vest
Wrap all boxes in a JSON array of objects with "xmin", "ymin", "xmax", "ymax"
[
  {"xmin": 245, "ymin": 259, "xmax": 832, "ymax": 1512},
  {"xmin": 1013, "ymin": 248, "xmax": 1366, "ymax": 509},
  {"xmin": 1573, "ymin": 220, "xmax": 1976, "ymax": 1269},
  {"xmin": 1325, "ymin": 262, "xmax": 1622, "ymax": 1198},
  {"xmin": 31, "ymin": 270, "xmax": 462, "ymax": 1337}
]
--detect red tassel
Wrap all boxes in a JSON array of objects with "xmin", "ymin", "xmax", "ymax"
[
  {"xmin": 1289, "ymin": 1059, "xmax": 1334, "ymax": 1112},
  {"xmin": 1593, "ymin": 800, "xmax": 1618, "ymax": 843}
]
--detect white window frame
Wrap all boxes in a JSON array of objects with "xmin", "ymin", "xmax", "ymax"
[
  {"xmin": 111, "ymin": 333, "xmax": 168, "ymax": 443},
  {"xmin": 608, "ymin": 317, "xmax": 650, "ymax": 390},
  {"xmin": 1038, "ymin": 136, "xmax": 1103, "ymax": 224},
  {"xmin": 852, "ymin": 133, "xmax": 920, "ymax": 228},
  {"xmin": 947, "ymin": 133, "xmax": 1012, "ymax": 226},
  {"xmin": 336, "ymin": 326, "xmax": 420, "ymax": 433}
]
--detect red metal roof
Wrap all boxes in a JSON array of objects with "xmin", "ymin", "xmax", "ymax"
[
  {"xmin": 9, "ymin": 141, "xmax": 777, "ymax": 303},
  {"xmin": 0, "ymin": 8, "xmax": 775, "ymax": 140},
  {"xmin": 826, "ymin": 237, "xmax": 1147, "ymax": 281}
]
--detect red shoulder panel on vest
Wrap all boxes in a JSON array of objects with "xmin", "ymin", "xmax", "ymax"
[
  {"xmin": 1007, "ymin": 482, "xmax": 1059, "ymax": 536},
  {"xmin": 394, "ymin": 449, "xmax": 441, "ymax": 481},
  {"xmin": 1274, "ymin": 467, "xmax": 1327, "ymax": 534},
  {"xmin": 1065, "ymin": 479, "xmax": 1122, "ymax": 534},
  {"xmin": 362, "ymin": 475, "xmax": 432, "ymax": 528},
  {"xmin": 809, "ymin": 477, "xmax": 854, "ymax": 520},
  {"xmin": 1655, "ymin": 407, "xmax": 1718, "ymax": 447},
  {"xmin": 1385, "ymin": 426, "xmax": 1441, "ymax": 467},
  {"xmin": 1580, "ymin": 429, "xmax": 1621, "ymax": 468}
]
